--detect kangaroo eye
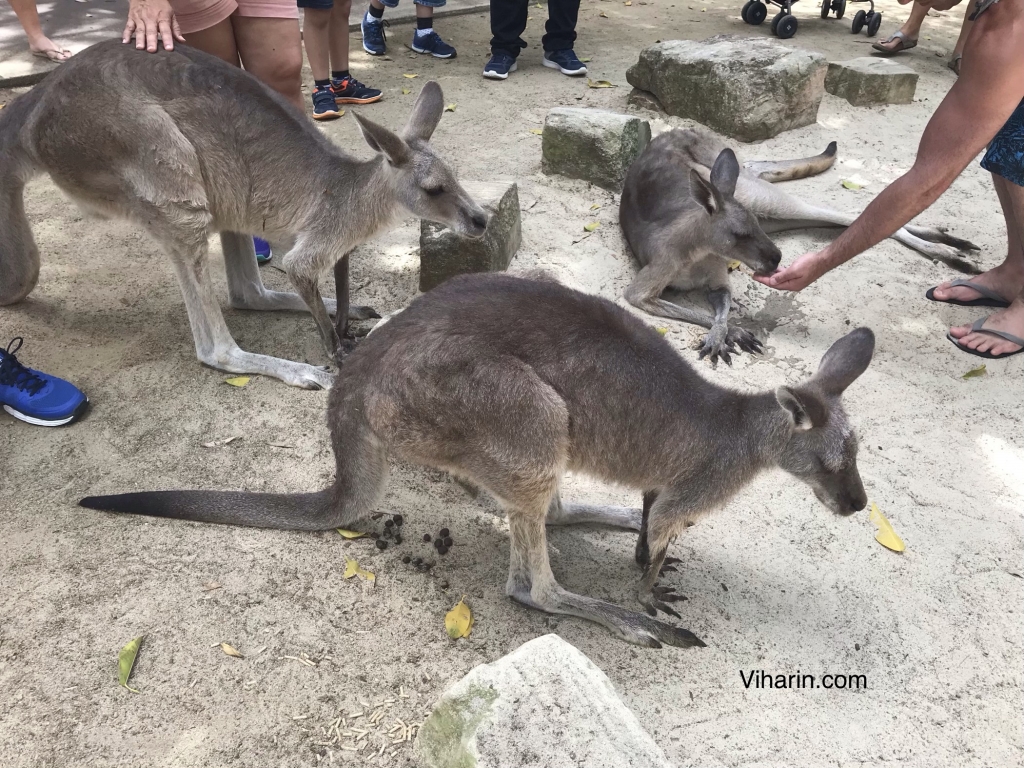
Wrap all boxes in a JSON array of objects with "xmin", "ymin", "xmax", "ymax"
[{"xmin": 424, "ymin": 186, "xmax": 445, "ymax": 197}]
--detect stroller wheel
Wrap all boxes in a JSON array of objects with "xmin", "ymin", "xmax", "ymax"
[
  {"xmin": 775, "ymin": 13, "xmax": 798, "ymax": 38},
  {"xmin": 821, "ymin": 0, "xmax": 830, "ymax": 19},
  {"xmin": 867, "ymin": 10, "xmax": 882, "ymax": 36},
  {"xmin": 741, "ymin": 0, "xmax": 754, "ymax": 23},
  {"xmin": 851, "ymin": 8, "xmax": 866, "ymax": 33},
  {"xmin": 772, "ymin": 10, "xmax": 786, "ymax": 33},
  {"xmin": 836, "ymin": 0, "xmax": 846, "ymax": 19},
  {"xmin": 747, "ymin": 1, "xmax": 768, "ymax": 25}
]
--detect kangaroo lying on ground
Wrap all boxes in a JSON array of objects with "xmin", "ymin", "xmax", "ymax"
[
  {"xmin": 620, "ymin": 129, "xmax": 978, "ymax": 364},
  {"xmin": 0, "ymin": 41, "xmax": 486, "ymax": 389},
  {"xmin": 81, "ymin": 273, "xmax": 874, "ymax": 649}
]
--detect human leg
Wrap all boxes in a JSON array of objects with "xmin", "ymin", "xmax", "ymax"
[
  {"xmin": 872, "ymin": 0, "xmax": 928, "ymax": 54},
  {"xmin": 6, "ymin": 0, "xmax": 71, "ymax": 61}
]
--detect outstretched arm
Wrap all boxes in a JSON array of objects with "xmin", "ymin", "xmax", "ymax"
[{"xmin": 755, "ymin": 0, "xmax": 1024, "ymax": 292}]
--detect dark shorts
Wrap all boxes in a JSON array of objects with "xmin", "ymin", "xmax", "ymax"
[
  {"xmin": 981, "ymin": 98, "xmax": 1024, "ymax": 188},
  {"xmin": 297, "ymin": 0, "xmax": 333, "ymax": 8}
]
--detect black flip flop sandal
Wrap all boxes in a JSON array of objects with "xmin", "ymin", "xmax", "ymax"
[
  {"xmin": 946, "ymin": 316, "xmax": 1024, "ymax": 360},
  {"xmin": 925, "ymin": 278, "xmax": 1011, "ymax": 309}
]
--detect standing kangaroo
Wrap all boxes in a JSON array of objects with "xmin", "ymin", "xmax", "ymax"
[
  {"xmin": 81, "ymin": 273, "xmax": 875, "ymax": 649},
  {"xmin": 620, "ymin": 129, "xmax": 978, "ymax": 364},
  {"xmin": 0, "ymin": 41, "xmax": 487, "ymax": 389}
]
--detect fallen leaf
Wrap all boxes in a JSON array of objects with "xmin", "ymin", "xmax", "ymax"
[
  {"xmin": 337, "ymin": 528, "xmax": 366, "ymax": 539},
  {"xmin": 580, "ymin": 57, "xmax": 592, "ymax": 62},
  {"xmin": 220, "ymin": 642, "xmax": 244, "ymax": 658},
  {"xmin": 338, "ymin": 109, "xmax": 345, "ymax": 117},
  {"xmin": 962, "ymin": 364, "xmax": 987, "ymax": 379},
  {"xmin": 590, "ymin": 203, "xmax": 601, "ymax": 211},
  {"xmin": 841, "ymin": 180, "xmax": 863, "ymax": 191},
  {"xmin": 583, "ymin": 222, "xmax": 600, "ymax": 232},
  {"xmin": 445, "ymin": 596, "xmax": 474, "ymax": 639},
  {"xmin": 444, "ymin": 103, "xmax": 457, "ymax": 112},
  {"xmin": 402, "ymin": 87, "xmax": 411, "ymax": 94},
  {"xmin": 869, "ymin": 503, "xmax": 905, "ymax": 553},
  {"xmin": 343, "ymin": 556, "xmax": 375, "ymax": 582},
  {"xmin": 403, "ymin": 73, "xmax": 418, "ymax": 79},
  {"xmin": 202, "ymin": 435, "xmax": 242, "ymax": 448},
  {"xmin": 267, "ymin": 441, "xmax": 295, "ymax": 449},
  {"xmin": 656, "ymin": 327, "xmax": 669, "ymax": 336},
  {"xmin": 223, "ymin": 376, "xmax": 250, "ymax": 387},
  {"xmin": 202, "ymin": 581, "xmax": 222, "ymax": 591},
  {"xmin": 117, "ymin": 636, "xmax": 144, "ymax": 693},
  {"xmin": 625, "ymin": 1, "xmax": 632, "ymax": 5},
  {"xmin": 529, "ymin": 128, "xmax": 544, "ymax": 135},
  {"xmin": 599, "ymin": 11, "xmax": 608, "ymax": 17},
  {"xmin": 587, "ymin": 79, "xmax": 616, "ymax": 89},
  {"xmin": 727, "ymin": 260, "xmax": 742, "ymax": 271}
]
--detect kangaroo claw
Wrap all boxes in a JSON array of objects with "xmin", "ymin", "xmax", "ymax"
[
  {"xmin": 663, "ymin": 556, "xmax": 682, "ymax": 565},
  {"xmin": 653, "ymin": 585, "xmax": 687, "ymax": 603}
]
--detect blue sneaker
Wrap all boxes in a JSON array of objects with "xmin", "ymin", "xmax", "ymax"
[
  {"xmin": 361, "ymin": 12, "xmax": 388, "ymax": 56},
  {"xmin": 483, "ymin": 50, "xmax": 517, "ymax": 80},
  {"xmin": 331, "ymin": 75, "xmax": 383, "ymax": 105},
  {"xmin": 0, "ymin": 338, "xmax": 88, "ymax": 426},
  {"xmin": 542, "ymin": 49, "xmax": 587, "ymax": 76},
  {"xmin": 311, "ymin": 84, "xmax": 341, "ymax": 121},
  {"xmin": 254, "ymin": 237, "xmax": 272, "ymax": 265},
  {"xmin": 411, "ymin": 29, "xmax": 456, "ymax": 59}
]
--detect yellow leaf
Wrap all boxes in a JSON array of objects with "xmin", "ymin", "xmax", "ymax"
[
  {"xmin": 841, "ymin": 180, "xmax": 863, "ymax": 191},
  {"xmin": 445, "ymin": 596, "xmax": 474, "ymax": 639},
  {"xmin": 962, "ymin": 364, "xmax": 987, "ymax": 379},
  {"xmin": 869, "ymin": 503, "xmax": 905, "ymax": 553},
  {"xmin": 599, "ymin": 10, "xmax": 608, "ymax": 16},
  {"xmin": 655, "ymin": 327, "xmax": 668, "ymax": 336},
  {"xmin": 444, "ymin": 103, "xmax": 457, "ymax": 112},
  {"xmin": 338, "ymin": 109, "xmax": 345, "ymax": 117},
  {"xmin": 529, "ymin": 128, "xmax": 544, "ymax": 135},
  {"xmin": 727, "ymin": 260, "xmax": 742, "ymax": 271},
  {"xmin": 535, "ymin": 2, "xmax": 542, "ymax": 5},
  {"xmin": 583, "ymin": 222, "xmax": 600, "ymax": 232},
  {"xmin": 402, "ymin": 88, "xmax": 412, "ymax": 95},
  {"xmin": 625, "ymin": 1, "xmax": 632, "ymax": 4},
  {"xmin": 403, "ymin": 73, "xmax": 418, "ymax": 79},
  {"xmin": 587, "ymin": 79, "xmax": 616, "ymax": 89},
  {"xmin": 337, "ymin": 528, "xmax": 366, "ymax": 539},
  {"xmin": 343, "ymin": 556, "xmax": 375, "ymax": 582},
  {"xmin": 220, "ymin": 642, "xmax": 244, "ymax": 658},
  {"xmin": 590, "ymin": 203, "xmax": 601, "ymax": 210},
  {"xmin": 580, "ymin": 57, "xmax": 592, "ymax": 62},
  {"xmin": 224, "ymin": 376, "xmax": 250, "ymax": 387},
  {"xmin": 117, "ymin": 636, "xmax": 144, "ymax": 693}
]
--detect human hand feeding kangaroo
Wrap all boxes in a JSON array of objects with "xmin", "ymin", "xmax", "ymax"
[
  {"xmin": 81, "ymin": 273, "xmax": 875, "ymax": 650},
  {"xmin": 0, "ymin": 41, "xmax": 487, "ymax": 390}
]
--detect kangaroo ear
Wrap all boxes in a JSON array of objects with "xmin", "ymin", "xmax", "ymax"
[
  {"xmin": 814, "ymin": 327, "xmax": 875, "ymax": 396},
  {"xmin": 354, "ymin": 113, "xmax": 410, "ymax": 166},
  {"xmin": 776, "ymin": 386, "xmax": 827, "ymax": 431},
  {"xmin": 402, "ymin": 81, "xmax": 444, "ymax": 143},
  {"xmin": 709, "ymin": 148, "xmax": 739, "ymax": 198},
  {"xmin": 689, "ymin": 170, "xmax": 718, "ymax": 215}
]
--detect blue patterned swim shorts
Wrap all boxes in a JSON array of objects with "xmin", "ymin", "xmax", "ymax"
[{"xmin": 981, "ymin": 98, "xmax": 1024, "ymax": 188}]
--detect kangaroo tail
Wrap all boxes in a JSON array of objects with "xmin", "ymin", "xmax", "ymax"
[
  {"xmin": 0, "ymin": 86, "xmax": 44, "ymax": 305},
  {"xmin": 79, "ymin": 489, "xmax": 339, "ymax": 531},
  {"xmin": 744, "ymin": 141, "xmax": 837, "ymax": 183}
]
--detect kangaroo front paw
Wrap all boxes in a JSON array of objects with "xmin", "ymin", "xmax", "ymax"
[
  {"xmin": 639, "ymin": 585, "xmax": 688, "ymax": 619},
  {"xmin": 698, "ymin": 327, "xmax": 734, "ymax": 365},
  {"xmin": 726, "ymin": 326, "xmax": 763, "ymax": 355}
]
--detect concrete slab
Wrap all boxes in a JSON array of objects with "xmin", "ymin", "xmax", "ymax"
[{"xmin": 0, "ymin": 0, "xmax": 488, "ymax": 88}]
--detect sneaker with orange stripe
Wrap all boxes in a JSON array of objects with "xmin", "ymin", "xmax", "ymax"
[{"xmin": 332, "ymin": 76, "xmax": 383, "ymax": 105}]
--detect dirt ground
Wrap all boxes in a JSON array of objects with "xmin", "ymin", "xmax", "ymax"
[{"xmin": 1, "ymin": 1, "xmax": 1022, "ymax": 766}]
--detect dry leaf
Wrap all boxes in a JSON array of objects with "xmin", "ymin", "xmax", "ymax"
[
  {"xmin": 869, "ymin": 503, "xmax": 905, "ymax": 553},
  {"xmin": 337, "ymin": 528, "xmax": 367, "ymax": 539},
  {"xmin": 590, "ymin": 203, "xmax": 601, "ymax": 210},
  {"xmin": 587, "ymin": 79, "xmax": 616, "ymax": 89},
  {"xmin": 529, "ymin": 128, "xmax": 544, "ymax": 135},
  {"xmin": 599, "ymin": 10, "xmax": 608, "ymax": 16},
  {"xmin": 117, "ymin": 636, "xmax": 144, "ymax": 693},
  {"xmin": 625, "ymin": 1, "xmax": 632, "ymax": 5},
  {"xmin": 962, "ymin": 364, "xmax": 987, "ymax": 379},
  {"xmin": 343, "ymin": 556, "xmax": 375, "ymax": 582},
  {"xmin": 403, "ymin": 73, "xmax": 418, "ymax": 79},
  {"xmin": 580, "ymin": 57, "xmax": 592, "ymax": 62},
  {"xmin": 727, "ymin": 260, "xmax": 742, "ymax": 271},
  {"xmin": 402, "ymin": 88, "xmax": 412, "ymax": 94},
  {"xmin": 267, "ymin": 441, "xmax": 295, "ymax": 449},
  {"xmin": 445, "ymin": 596, "xmax": 474, "ymax": 639},
  {"xmin": 220, "ymin": 642, "xmax": 245, "ymax": 658},
  {"xmin": 583, "ymin": 222, "xmax": 600, "ymax": 232},
  {"xmin": 656, "ymin": 327, "xmax": 669, "ymax": 336},
  {"xmin": 202, "ymin": 435, "xmax": 241, "ymax": 448},
  {"xmin": 444, "ymin": 103, "xmax": 457, "ymax": 112},
  {"xmin": 841, "ymin": 180, "xmax": 863, "ymax": 191},
  {"xmin": 224, "ymin": 376, "xmax": 250, "ymax": 387},
  {"xmin": 202, "ymin": 581, "xmax": 222, "ymax": 591}
]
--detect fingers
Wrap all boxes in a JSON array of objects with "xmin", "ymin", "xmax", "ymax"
[
  {"xmin": 172, "ymin": 17, "xmax": 186, "ymax": 42},
  {"xmin": 159, "ymin": 18, "xmax": 174, "ymax": 50},
  {"xmin": 123, "ymin": 19, "xmax": 136, "ymax": 44},
  {"xmin": 146, "ymin": 19, "xmax": 159, "ymax": 52}
]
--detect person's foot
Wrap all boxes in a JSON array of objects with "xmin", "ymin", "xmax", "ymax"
[
  {"xmin": 28, "ymin": 36, "xmax": 71, "ymax": 63},
  {"xmin": 949, "ymin": 299, "xmax": 1024, "ymax": 357},
  {"xmin": 361, "ymin": 12, "xmax": 388, "ymax": 56},
  {"xmin": 483, "ymin": 50, "xmax": 517, "ymax": 80},
  {"xmin": 254, "ymin": 237, "xmax": 272, "ymax": 265},
  {"xmin": 542, "ymin": 49, "xmax": 588, "ymax": 76},
  {"xmin": 332, "ymin": 75, "xmax": 383, "ymax": 104},
  {"xmin": 0, "ymin": 338, "xmax": 88, "ymax": 426},
  {"xmin": 411, "ymin": 29, "xmax": 456, "ymax": 59},
  {"xmin": 311, "ymin": 84, "xmax": 341, "ymax": 121},
  {"xmin": 930, "ymin": 262, "xmax": 1024, "ymax": 305},
  {"xmin": 871, "ymin": 30, "xmax": 918, "ymax": 55}
]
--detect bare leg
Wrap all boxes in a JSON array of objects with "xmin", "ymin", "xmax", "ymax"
[
  {"xmin": 6, "ymin": 0, "xmax": 70, "ymax": 61},
  {"xmin": 302, "ymin": 7, "xmax": 332, "ymax": 83},
  {"xmin": 234, "ymin": 17, "xmax": 304, "ymax": 112},
  {"xmin": 177, "ymin": 17, "xmax": 241, "ymax": 66},
  {"xmin": 875, "ymin": 1, "xmax": 928, "ymax": 51},
  {"xmin": 329, "ymin": 0, "xmax": 353, "ymax": 71}
]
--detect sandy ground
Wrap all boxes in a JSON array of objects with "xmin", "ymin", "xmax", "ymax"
[{"xmin": 1, "ymin": 1, "xmax": 1022, "ymax": 766}]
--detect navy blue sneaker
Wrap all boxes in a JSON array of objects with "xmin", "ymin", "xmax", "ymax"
[
  {"xmin": 254, "ymin": 237, "xmax": 272, "ymax": 265},
  {"xmin": 0, "ymin": 338, "xmax": 88, "ymax": 426},
  {"xmin": 411, "ymin": 29, "xmax": 456, "ymax": 59},
  {"xmin": 483, "ymin": 50, "xmax": 517, "ymax": 80},
  {"xmin": 542, "ymin": 49, "xmax": 587, "ymax": 76},
  {"xmin": 311, "ymin": 84, "xmax": 341, "ymax": 121},
  {"xmin": 361, "ymin": 12, "xmax": 388, "ymax": 56},
  {"xmin": 332, "ymin": 75, "xmax": 383, "ymax": 105}
]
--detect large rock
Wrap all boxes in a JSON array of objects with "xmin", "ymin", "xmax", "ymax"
[
  {"xmin": 626, "ymin": 35, "xmax": 827, "ymax": 142},
  {"xmin": 542, "ymin": 108, "xmax": 652, "ymax": 190},
  {"xmin": 825, "ymin": 57, "xmax": 918, "ymax": 106},
  {"xmin": 419, "ymin": 181, "xmax": 521, "ymax": 292},
  {"xmin": 416, "ymin": 634, "xmax": 674, "ymax": 768}
]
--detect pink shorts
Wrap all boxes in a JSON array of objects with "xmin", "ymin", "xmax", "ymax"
[{"xmin": 171, "ymin": 0, "xmax": 298, "ymax": 35}]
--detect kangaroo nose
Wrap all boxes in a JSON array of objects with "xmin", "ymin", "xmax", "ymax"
[{"xmin": 471, "ymin": 213, "xmax": 488, "ymax": 231}]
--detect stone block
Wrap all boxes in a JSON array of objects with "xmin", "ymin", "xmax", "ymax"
[
  {"xmin": 541, "ymin": 107, "xmax": 652, "ymax": 190},
  {"xmin": 626, "ymin": 35, "xmax": 827, "ymax": 142},
  {"xmin": 627, "ymin": 87, "xmax": 665, "ymax": 112},
  {"xmin": 825, "ymin": 57, "xmax": 918, "ymax": 106},
  {"xmin": 419, "ymin": 181, "xmax": 521, "ymax": 292}
]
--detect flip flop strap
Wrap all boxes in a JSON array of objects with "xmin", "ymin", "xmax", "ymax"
[
  {"xmin": 883, "ymin": 30, "xmax": 914, "ymax": 44},
  {"xmin": 971, "ymin": 317, "xmax": 1024, "ymax": 347},
  {"xmin": 948, "ymin": 278, "xmax": 1008, "ymax": 304}
]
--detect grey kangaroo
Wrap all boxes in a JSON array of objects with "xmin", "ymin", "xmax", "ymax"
[
  {"xmin": 0, "ymin": 41, "xmax": 487, "ymax": 389},
  {"xmin": 620, "ymin": 129, "xmax": 977, "ymax": 364},
  {"xmin": 81, "ymin": 273, "xmax": 875, "ymax": 649}
]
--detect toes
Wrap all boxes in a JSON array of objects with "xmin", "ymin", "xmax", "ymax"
[{"xmin": 655, "ymin": 601, "xmax": 681, "ymax": 619}]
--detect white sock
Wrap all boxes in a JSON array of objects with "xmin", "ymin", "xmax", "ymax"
[{"xmin": 416, "ymin": 27, "xmax": 433, "ymax": 35}]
